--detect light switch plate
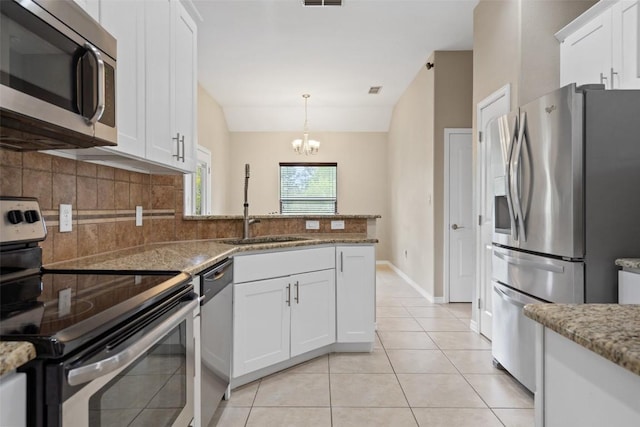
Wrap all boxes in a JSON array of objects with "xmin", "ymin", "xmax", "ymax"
[
  {"xmin": 59, "ymin": 204, "xmax": 72, "ymax": 232},
  {"xmin": 58, "ymin": 288, "xmax": 71, "ymax": 317},
  {"xmin": 306, "ymin": 220, "xmax": 320, "ymax": 230},
  {"xmin": 135, "ymin": 206, "xmax": 143, "ymax": 226},
  {"xmin": 331, "ymin": 220, "xmax": 345, "ymax": 230}
]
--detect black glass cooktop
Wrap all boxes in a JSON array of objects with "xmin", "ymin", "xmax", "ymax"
[{"xmin": 0, "ymin": 270, "xmax": 190, "ymax": 358}]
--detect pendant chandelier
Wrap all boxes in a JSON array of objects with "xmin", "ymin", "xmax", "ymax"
[{"xmin": 292, "ymin": 94, "xmax": 320, "ymax": 155}]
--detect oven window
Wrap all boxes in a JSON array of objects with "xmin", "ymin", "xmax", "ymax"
[
  {"xmin": 0, "ymin": 1, "xmax": 82, "ymax": 112},
  {"xmin": 88, "ymin": 321, "xmax": 187, "ymax": 427}
]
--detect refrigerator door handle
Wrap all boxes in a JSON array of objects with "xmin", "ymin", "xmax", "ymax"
[
  {"xmin": 512, "ymin": 112, "xmax": 527, "ymax": 242},
  {"xmin": 494, "ymin": 250, "xmax": 565, "ymax": 274},
  {"xmin": 505, "ymin": 115, "xmax": 519, "ymax": 241}
]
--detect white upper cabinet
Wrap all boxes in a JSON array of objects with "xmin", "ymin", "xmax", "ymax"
[
  {"xmin": 559, "ymin": 0, "xmax": 640, "ymax": 89},
  {"xmin": 146, "ymin": 0, "xmax": 197, "ymax": 172},
  {"xmin": 99, "ymin": 1, "xmax": 146, "ymax": 158},
  {"xmin": 72, "ymin": 0, "xmax": 100, "ymax": 21}
]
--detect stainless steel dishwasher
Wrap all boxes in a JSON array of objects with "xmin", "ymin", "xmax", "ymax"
[{"xmin": 199, "ymin": 258, "xmax": 233, "ymax": 426}]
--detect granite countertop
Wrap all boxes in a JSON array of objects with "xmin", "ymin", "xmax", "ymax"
[
  {"xmin": 616, "ymin": 258, "xmax": 640, "ymax": 270},
  {"xmin": 183, "ymin": 214, "xmax": 381, "ymax": 220},
  {"xmin": 45, "ymin": 234, "xmax": 376, "ymax": 275},
  {"xmin": 0, "ymin": 342, "xmax": 36, "ymax": 376},
  {"xmin": 524, "ymin": 304, "xmax": 640, "ymax": 376}
]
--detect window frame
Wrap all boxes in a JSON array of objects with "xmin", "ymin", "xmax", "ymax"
[
  {"xmin": 184, "ymin": 145, "xmax": 212, "ymax": 215},
  {"xmin": 279, "ymin": 162, "xmax": 338, "ymax": 215}
]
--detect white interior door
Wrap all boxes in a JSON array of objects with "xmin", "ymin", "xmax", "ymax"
[
  {"xmin": 476, "ymin": 85, "xmax": 510, "ymax": 340},
  {"xmin": 445, "ymin": 129, "xmax": 474, "ymax": 302}
]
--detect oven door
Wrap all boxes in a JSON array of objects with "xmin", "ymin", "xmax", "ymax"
[{"xmin": 60, "ymin": 296, "xmax": 197, "ymax": 427}]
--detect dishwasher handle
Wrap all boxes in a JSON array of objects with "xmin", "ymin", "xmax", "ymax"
[{"xmin": 200, "ymin": 258, "xmax": 233, "ymax": 305}]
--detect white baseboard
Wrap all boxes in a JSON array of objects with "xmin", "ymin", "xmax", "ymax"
[{"xmin": 378, "ymin": 261, "xmax": 438, "ymax": 303}]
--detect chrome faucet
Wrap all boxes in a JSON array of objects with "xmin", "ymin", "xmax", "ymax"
[{"xmin": 243, "ymin": 164, "xmax": 259, "ymax": 239}]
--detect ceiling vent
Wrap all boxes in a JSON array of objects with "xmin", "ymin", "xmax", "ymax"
[
  {"xmin": 303, "ymin": 0, "xmax": 343, "ymax": 6},
  {"xmin": 368, "ymin": 86, "xmax": 382, "ymax": 95}
]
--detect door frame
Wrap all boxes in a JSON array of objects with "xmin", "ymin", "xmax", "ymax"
[
  {"xmin": 443, "ymin": 128, "xmax": 473, "ymax": 303},
  {"xmin": 473, "ymin": 84, "xmax": 510, "ymax": 336}
]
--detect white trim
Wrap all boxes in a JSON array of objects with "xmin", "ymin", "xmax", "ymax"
[
  {"xmin": 378, "ymin": 261, "xmax": 437, "ymax": 303},
  {"xmin": 443, "ymin": 128, "xmax": 473, "ymax": 304},
  {"xmin": 184, "ymin": 145, "xmax": 212, "ymax": 215},
  {"xmin": 555, "ymin": 0, "xmax": 619, "ymax": 42},
  {"xmin": 475, "ymin": 84, "xmax": 511, "ymax": 339},
  {"xmin": 469, "ymin": 319, "xmax": 479, "ymax": 333}
]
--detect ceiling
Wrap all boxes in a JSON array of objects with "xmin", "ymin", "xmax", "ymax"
[{"xmin": 193, "ymin": 0, "xmax": 478, "ymax": 132}]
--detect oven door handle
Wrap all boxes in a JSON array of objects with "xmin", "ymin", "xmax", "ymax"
[{"xmin": 67, "ymin": 298, "xmax": 198, "ymax": 386}]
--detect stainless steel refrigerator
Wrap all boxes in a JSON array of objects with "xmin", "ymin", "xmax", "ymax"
[{"xmin": 490, "ymin": 83, "xmax": 640, "ymax": 391}]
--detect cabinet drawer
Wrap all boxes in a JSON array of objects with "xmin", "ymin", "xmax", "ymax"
[{"xmin": 234, "ymin": 247, "xmax": 335, "ymax": 283}]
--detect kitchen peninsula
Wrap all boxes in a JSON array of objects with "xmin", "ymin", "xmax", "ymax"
[{"xmin": 524, "ymin": 304, "xmax": 640, "ymax": 427}]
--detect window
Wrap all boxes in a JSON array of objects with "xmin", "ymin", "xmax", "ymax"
[
  {"xmin": 184, "ymin": 146, "xmax": 212, "ymax": 215},
  {"xmin": 280, "ymin": 163, "xmax": 337, "ymax": 214}
]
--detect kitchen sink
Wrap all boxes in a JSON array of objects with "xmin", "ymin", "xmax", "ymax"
[{"xmin": 221, "ymin": 236, "xmax": 310, "ymax": 245}]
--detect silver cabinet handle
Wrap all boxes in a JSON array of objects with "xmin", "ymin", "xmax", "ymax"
[
  {"xmin": 294, "ymin": 281, "xmax": 299, "ymax": 304},
  {"xmin": 173, "ymin": 133, "xmax": 181, "ymax": 159},
  {"xmin": 451, "ymin": 224, "xmax": 465, "ymax": 230},
  {"xmin": 494, "ymin": 251, "xmax": 564, "ymax": 273},
  {"xmin": 286, "ymin": 284, "xmax": 291, "ymax": 306},
  {"xmin": 340, "ymin": 252, "xmax": 344, "ymax": 273},
  {"xmin": 83, "ymin": 42, "xmax": 105, "ymax": 125},
  {"xmin": 600, "ymin": 72, "xmax": 609, "ymax": 88},
  {"xmin": 180, "ymin": 134, "xmax": 185, "ymax": 162},
  {"xmin": 610, "ymin": 68, "xmax": 618, "ymax": 89},
  {"xmin": 67, "ymin": 298, "xmax": 198, "ymax": 386}
]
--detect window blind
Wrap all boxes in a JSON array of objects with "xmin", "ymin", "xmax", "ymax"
[{"xmin": 279, "ymin": 163, "xmax": 337, "ymax": 214}]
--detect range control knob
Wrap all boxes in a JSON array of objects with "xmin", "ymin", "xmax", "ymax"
[
  {"xmin": 7, "ymin": 210, "xmax": 24, "ymax": 224},
  {"xmin": 24, "ymin": 210, "xmax": 40, "ymax": 223}
]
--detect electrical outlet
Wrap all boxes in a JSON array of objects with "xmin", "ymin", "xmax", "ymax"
[
  {"xmin": 59, "ymin": 204, "xmax": 72, "ymax": 232},
  {"xmin": 331, "ymin": 220, "xmax": 345, "ymax": 230},
  {"xmin": 135, "ymin": 206, "xmax": 143, "ymax": 226},
  {"xmin": 306, "ymin": 220, "xmax": 320, "ymax": 230},
  {"xmin": 58, "ymin": 288, "xmax": 71, "ymax": 317}
]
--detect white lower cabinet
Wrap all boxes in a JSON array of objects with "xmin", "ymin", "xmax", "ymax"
[
  {"xmin": 0, "ymin": 371, "xmax": 26, "ymax": 427},
  {"xmin": 336, "ymin": 245, "xmax": 376, "ymax": 343},
  {"xmin": 233, "ymin": 269, "xmax": 335, "ymax": 377}
]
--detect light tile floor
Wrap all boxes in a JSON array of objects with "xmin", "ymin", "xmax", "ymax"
[{"xmin": 209, "ymin": 264, "xmax": 534, "ymax": 426}]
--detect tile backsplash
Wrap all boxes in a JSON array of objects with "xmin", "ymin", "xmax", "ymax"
[{"xmin": 0, "ymin": 150, "xmax": 367, "ymax": 264}]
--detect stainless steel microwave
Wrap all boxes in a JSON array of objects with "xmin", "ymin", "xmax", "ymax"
[{"xmin": 0, "ymin": 0, "xmax": 117, "ymax": 151}]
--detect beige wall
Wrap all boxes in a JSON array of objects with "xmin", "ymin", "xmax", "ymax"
[
  {"xmin": 388, "ymin": 61, "xmax": 436, "ymax": 297},
  {"xmin": 198, "ymin": 85, "xmax": 232, "ymax": 214},
  {"xmin": 473, "ymin": 0, "xmax": 596, "ymax": 115},
  {"xmin": 433, "ymin": 51, "xmax": 474, "ymax": 298},
  {"xmin": 387, "ymin": 51, "xmax": 473, "ymax": 300},
  {"xmin": 228, "ymin": 132, "xmax": 390, "ymax": 260}
]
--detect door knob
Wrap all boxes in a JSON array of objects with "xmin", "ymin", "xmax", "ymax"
[{"xmin": 451, "ymin": 224, "xmax": 464, "ymax": 230}]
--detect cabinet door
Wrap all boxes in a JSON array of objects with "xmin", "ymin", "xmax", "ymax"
[
  {"xmin": 336, "ymin": 246, "xmax": 375, "ymax": 343},
  {"xmin": 144, "ymin": 0, "xmax": 175, "ymax": 166},
  {"xmin": 612, "ymin": 0, "xmax": 640, "ymax": 88},
  {"xmin": 290, "ymin": 269, "xmax": 336, "ymax": 357},
  {"xmin": 233, "ymin": 278, "xmax": 290, "ymax": 377},
  {"xmin": 173, "ymin": 1, "xmax": 198, "ymax": 171},
  {"xmin": 561, "ymin": 9, "xmax": 613, "ymax": 88},
  {"xmin": 99, "ymin": 0, "xmax": 146, "ymax": 157}
]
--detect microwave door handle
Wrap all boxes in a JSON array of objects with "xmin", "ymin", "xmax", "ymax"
[
  {"xmin": 513, "ymin": 112, "xmax": 527, "ymax": 242},
  {"xmin": 504, "ymin": 115, "xmax": 518, "ymax": 240},
  {"xmin": 67, "ymin": 298, "xmax": 198, "ymax": 386},
  {"xmin": 83, "ymin": 43, "xmax": 106, "ymax": 125}
]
